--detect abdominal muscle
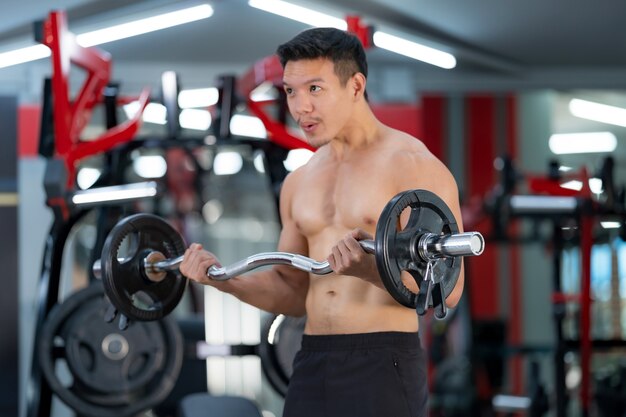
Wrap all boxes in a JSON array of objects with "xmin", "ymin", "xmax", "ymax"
[
  {"xmin": 304, "ymin": 278, "xmax": 419, "ymax": 335},
  {"xmin": 302, "ymin": 234, "xmax": 419, "ymax": 335}
]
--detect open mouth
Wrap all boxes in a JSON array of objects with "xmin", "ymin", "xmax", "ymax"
[{"xmin": 301, "ymin": 122, "xmax": 317, "ymax": 133}]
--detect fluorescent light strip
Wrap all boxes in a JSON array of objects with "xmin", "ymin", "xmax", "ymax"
[
  {"xmin": 492, "ymin": 395, "xmax": 532, "ymax": 411},
  {"xmin": 601, "ymin": 221, "xmax": 621, "ymax": 229},
  {"xmin": 569, "ymin": 99, "xmax": 626, "ymax": 128},
  {"xmin": 248, "ymin": 0, "xmax": 347, "ymax": 29},
  {"xmin": 0, "ymin": 44, "xmax": 50, "ymax": 69},
  {"xmin": 72, "ymin": 181, "xmax": 158, "ymax": 205},
  {"xmin": 77, "ymin": 4, "xmax": 213, "ymax": 46},
  {"xmin": 509, "ymin": 195, "xmax": 578, "ymax": 213},
  {"xmin": 0, "ymin": 4, "xmax": 213, "ymax": 69},
  {"xmin": 373, "ymin": 31, "xmax": 456, "ymax": 69},
  {"xmin": 248, "ymin": 0, "xmax": 455, "ymax": 69},
  {"xmin": 178, "ymin": 88, "xmax": 219, "ymax": 108},
  {"xmin": 549, "ymin": 132, "xmax": 617, "ymax": 154}
]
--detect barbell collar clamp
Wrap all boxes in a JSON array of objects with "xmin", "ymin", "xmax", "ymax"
[{"xmin": 418, "ymin": 231, "xmax": 485, "ymax": 262}]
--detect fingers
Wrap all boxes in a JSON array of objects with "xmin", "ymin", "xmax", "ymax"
[
  {"xmin": 179, "ymin": 243, "xmax": 219, "ymax": 285},
  {"xmin": 328, "ymin": 231, "xmax": 369, "ymax": 274},
  {"xmin": 350, "ymin": 228, "xmax": 373, "ymax": 241}
]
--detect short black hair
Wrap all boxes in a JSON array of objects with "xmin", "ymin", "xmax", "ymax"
[{"xmin": 276, "ymin": 27, "xmax": 368, "ymax": 88}]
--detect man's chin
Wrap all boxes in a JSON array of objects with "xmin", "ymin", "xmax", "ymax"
[{"xmin": 304, "ymin": 135, "xmax": 330, "ymax": 148}]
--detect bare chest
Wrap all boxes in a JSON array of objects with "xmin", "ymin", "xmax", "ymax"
[{"xmin": 291, "ymin": 169, "xmax": 389, "ymax": 237}]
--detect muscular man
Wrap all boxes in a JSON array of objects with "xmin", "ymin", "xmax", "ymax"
[{"xmin": 180, "ymin": 27, "xmax": 464, "ymax": 417}]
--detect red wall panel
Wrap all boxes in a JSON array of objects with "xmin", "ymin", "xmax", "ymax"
[{"xmin": 18, "ymin": 105, "xmax": 41, "ymax": 158}]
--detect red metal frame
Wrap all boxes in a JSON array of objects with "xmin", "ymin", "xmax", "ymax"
[
  {"xmin": 40, "ymin": 12, "xmax": 375, "ymax": 186},
  {"xmin": 346, "ymin": 15, "xmax": 372, "ymax": 48},
  {"xmin": 40, "ymin": 11, "xmax": 149, "ymax": 188},
  {"xmin": 523, "ymin": 166, "xmax": 595, "ymax": 413},
  {"xmin": 238, "ymin": 55, "xmax": 314, "ymax": 152}
]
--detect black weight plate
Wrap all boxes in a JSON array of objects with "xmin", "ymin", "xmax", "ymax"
[
  {"xmin": 375, "ymin": 189, "xmax": 460, "ymax": 309},
  {"xmin": 101, "ymin": 213, "xmax": 187, "ymax": 321},
  {"xmin": 38, "ymin": 283, "xmax": 184, "ymax": 417},
  {"xmin": 63, "ymin": 300, "xmax": 165, "ymax": 394},
  {"xmin": 259, "ymin": 314, "xmax": 306, "ymax": 397}
]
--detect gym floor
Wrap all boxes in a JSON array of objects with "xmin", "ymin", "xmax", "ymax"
[{"xmin": 1, "ymin": 1, "xmax": 626, "ymax": 417}]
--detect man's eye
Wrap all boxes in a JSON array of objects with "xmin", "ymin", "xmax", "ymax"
[
  {"xmin": 285, "ymin": 87, "xmax": 293, "ymax": 95},
  {"xmin": 310, "ymin": 85, "xmax": 321, "ymax": 92}
]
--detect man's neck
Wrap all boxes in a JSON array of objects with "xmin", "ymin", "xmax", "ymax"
[{"xmin": 330, "ymin": 105, "xmax": 382, "ymax": 156}]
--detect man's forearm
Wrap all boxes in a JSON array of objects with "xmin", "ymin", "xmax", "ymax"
[{"xmin": 210, "ymin": 268, "xmax": 308, "ymax": 316}]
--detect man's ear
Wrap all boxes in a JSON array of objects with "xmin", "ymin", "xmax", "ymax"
[{"xmin": 351, "ymin": 73, "xmax": 367, "ymax": 99}]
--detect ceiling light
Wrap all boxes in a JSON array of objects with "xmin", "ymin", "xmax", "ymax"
[
  {"xmin": 202, "ymin": 199, "xmax": 224, "ymax": 224},
  {"xmin": 372, "ymin": 31, "xmax": 456, "ymax": 69},
  {"xmin": 178, "ymin": 87, "xmax": 219, "ymax": 108},
  {"xmin": 213, "ymin": 151, "xmax": 243, "ymax": 176},
  {"xmin": 600, "ymin": 221, "xmax": 621, "ymax": 229},
  {"xmin": 253, "ymin": 152, "xmax": 266, "ymax": 173},
  {"xmin": 283, "ymin": 149, "xmax": 314, "ymax": 171},
  {"xmin": 248, "ymin": 0, "xmax": 347, "ymax": 29},
  {"xmin": 76, "ymin": 4, "xmax": 213, "ymax": 47},
  {"xmin": 180, "ymin": 109, "xmax": 212, "ymax": 130},
  {"xmin": 248, "ymin": 0, "xmax": 456, "ymax": 69},
  {"xmin": 549, "ymin": 132, "xmax": 617, "ymax": 154},
  {"xmin": 76, "ymin": 167, "xmax": 101, "ymax": 190},
  {"xmin": 509, "ymin": 195, "xmax": 578, "ymax": 214},
  {"xmin": 250, "ymin": 81, "xmax": 278, "ymax": 102},
  {"xmin": 72, "ymin": 181, "xmax": 158, "ymax": 205},
  {"xmin": 589, "ymin": 178, "xmax": 603, "ymax": 194},
  {"xmin": 560, "ymin": 178, "xmax": 603, "ymax": 194},
  {"xmin": 560, "ymin": 180, "xmax": 582, "ymax": 191},
  {"xmin": 133, "ymin": 155, "xmax": 167, "ymax": 178},
  {"xmin": 0, "ymin": 44, "xmax": 50, "ymax": 69},
  {"xmin": 230, "ymin": 115, "xmax": 267, "ymax": 138},
  {"xmin": 0, "ymin": 4, "xmax": 213, "ymax": 70},
  {"xmin": 569, "ymin": 99, "xmax": 626, "ymax": 128},
  {"xmin": 124, "ymin": 101, "xmax": 167, "ymax": 124}
]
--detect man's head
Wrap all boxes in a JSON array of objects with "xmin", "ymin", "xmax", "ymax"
[
  {"xmin": 276, "ymin": 27, "xmax": 368, "ymax": 91},
  {"xmin": 276, "ymin": 28, "xmax": 369, "ymax": 147}
]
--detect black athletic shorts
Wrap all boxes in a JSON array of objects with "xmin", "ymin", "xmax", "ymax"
[{"xmin": 282, "ymin": 332, "xmax": 428, "ymax": 417}]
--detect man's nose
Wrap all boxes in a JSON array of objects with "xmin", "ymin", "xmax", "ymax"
[{"xmin": 292, "ymin": 95, "xmax": 313, "ymax": 115}]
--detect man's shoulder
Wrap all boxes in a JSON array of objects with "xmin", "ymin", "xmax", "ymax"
[
  {"xmin": 378, "ymin": 130, "xmax": 436, "ymax": 165},
  {"xmin": 377, "ymin": 129, "xmax": 457, "ymax": 188}
]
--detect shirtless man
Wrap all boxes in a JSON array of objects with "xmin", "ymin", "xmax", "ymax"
[{"xmin": 180, "ymin": 27, "xmax": 464, "ymax": 417}]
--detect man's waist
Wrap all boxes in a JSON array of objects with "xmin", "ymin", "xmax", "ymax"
[{"xmin": 300, "ymin": 331, "xmax": 421, "ymax": 351}]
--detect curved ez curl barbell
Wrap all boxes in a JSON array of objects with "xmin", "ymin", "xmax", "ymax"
[{"xmin": 93, "ymin": 189, "xmax": 485, "ymax": 324}]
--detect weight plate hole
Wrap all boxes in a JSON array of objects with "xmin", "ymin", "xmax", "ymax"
[{"xmin": 115, "ymin": 232, "xmax": 140, "ymax": 264}]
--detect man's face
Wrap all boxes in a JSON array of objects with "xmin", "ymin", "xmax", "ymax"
[{"xmin": 282, "ymin": 58, "xmax": 354, "ymax": 147}]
